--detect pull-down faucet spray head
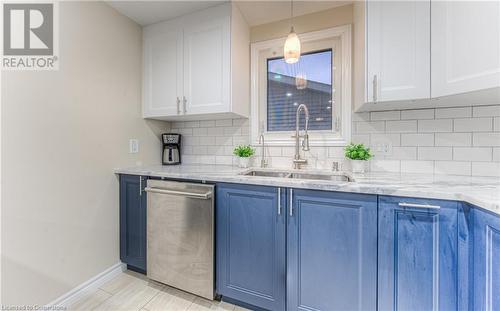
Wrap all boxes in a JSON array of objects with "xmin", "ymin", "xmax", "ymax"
[
  {"xmin": 297, "ymin": 104, "xmax": 310, "ymax": 151},
  {"xmin": 302, "ymin": 133, "xmax": 310, "ymax": 151}
]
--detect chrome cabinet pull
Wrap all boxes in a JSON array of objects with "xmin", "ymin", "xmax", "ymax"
[
  {"xmin": 277, "ymin": 188, "xmax": 281, "ymax": 215},
  {"xmin": 398, "ymin": 202, "xmax": 441, "ymax": 209},
  {"xmin": 183, "ymin": 96, "xmax": 187, "ymax": 114},
  {"xmin": 289, "ymin": 189, "xmax": 294, "ymax": 216},
  {"xmin": 373, "ymin": 75, "xmax": 378, "ymax": 103},
  {"xmin": 176, "ymin": 97, "xmax": 181, "ymax": 114},
  {"xmin": 139, "ymin": 176, "xmax": 142, "ymax": 196}
]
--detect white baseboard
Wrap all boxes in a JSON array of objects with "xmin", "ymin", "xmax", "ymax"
[{"xmin": 46, "ymin": 262, "xmax": 126, "ymax": 308}]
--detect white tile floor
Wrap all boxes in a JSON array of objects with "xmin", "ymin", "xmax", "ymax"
[{"xmin": 69, "ymin": 270, "xmax": 249, "ymax": 311}]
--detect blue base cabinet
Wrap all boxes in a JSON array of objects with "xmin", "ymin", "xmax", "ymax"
[
  {"xmin": 115, "ymin": 176, "xmax": 499, "ymax": 311},
  {"xmin": 216, "ymin": 183, "xmax": 378, "ymax": 311},
  {"xmin": 216, "ymin": 183, "xmax": 286, "ymax": 311},
  {"xmin": 287, "ymin": 189, "xmax": 377, "ymax": 311},
  {"xmin": 212, "ymin": 182, "xmax": 499, "ymax": 311},
  {"xmin": 378, "ymin": 196, "xmax": 459, "ymax": 311},
  {"xmin": 119, "ymin": 174, "xmax": 147, "ymax": 273},
  {"xmin": 473, "ymin": 207, "xmax": 500, "ymax": 311}
]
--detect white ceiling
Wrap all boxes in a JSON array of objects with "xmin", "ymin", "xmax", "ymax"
[
  {"xmin": 107, "ymin": 1, "xmax": 227, "ymax": 26},
  {"xmin": 107, "ymin": 1, "xmax": 352, "ymax": 27},
  {"xmin": 236, "ymin": 1, "xmax": 352, "ymax": 26}
]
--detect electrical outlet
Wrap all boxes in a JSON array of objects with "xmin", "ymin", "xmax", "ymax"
[
  {"xmin": 129, "ymin": 139, "xmax": 139, "ymax": 154},
  {"xmin": 371, "ymin": 138, "xmax": 392, "ymax": 156}
]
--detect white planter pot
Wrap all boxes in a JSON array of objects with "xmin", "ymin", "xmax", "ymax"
[
  {"xmin": 237, "ymin": 157, "xmax": 251, "ymax": 168},
  {"xmin": 350, "ymin": 160, "xmax": 367, "ymax": 173}
]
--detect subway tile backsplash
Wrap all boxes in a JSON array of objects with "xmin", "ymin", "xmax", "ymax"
[{"xmin": 169, "ymin": 104, "xmax": 500, "ymax": 177}]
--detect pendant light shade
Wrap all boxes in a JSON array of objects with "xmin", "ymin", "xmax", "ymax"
[
  {"xmin": 295, "ymin": 73, "xmax": 307, "ymax": 89},
  {"xmin": 284, "ymin": 27, "xmax": 301, "ymax": 64}
]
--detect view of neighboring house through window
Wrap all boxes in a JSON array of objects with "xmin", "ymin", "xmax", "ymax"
[{"xmin": 267, "ymin": 49, "xmax": 333, "ymax": 132}]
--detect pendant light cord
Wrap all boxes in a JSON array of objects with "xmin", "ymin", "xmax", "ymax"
[{"xmin": 290, "ymin": 0, "xmax": 294, "ymax": 30}]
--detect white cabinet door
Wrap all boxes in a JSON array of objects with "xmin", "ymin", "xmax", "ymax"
[
  {"xmin": 183, "ymin": 16, "xmax": 230, "ymax": 115},
  {"xmin": 143, "ymin": 28, "xmax": 183, "ymax": 117},
  {"xmin": 431, "ymin": 1, "xmax": 500, "ymax": 98},
  {"xmin": 366, "ymin": 0, "xmax": 430, "ymax": 102}
]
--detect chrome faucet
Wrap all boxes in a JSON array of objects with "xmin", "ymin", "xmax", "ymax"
[
  {"xmin": 259, "ymin": 133, "xmax": 267, "ymax": 168},
  {"xmin": 293, "ymin": 104, "xmax": 310, "ymax": 169}
]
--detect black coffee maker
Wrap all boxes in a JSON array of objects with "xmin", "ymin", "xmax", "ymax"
[{"xmin": 162, "ymin": 133, "xmax": 181, "ymax": 165}]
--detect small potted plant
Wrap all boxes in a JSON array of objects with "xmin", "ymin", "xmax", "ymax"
[
  {"xmin": 233, "ymin": 145, "xmax": 255, "ymax": 168},
  {"xmin": 344, "ymin": 143, "xmax": 373, "ymax": 173}
]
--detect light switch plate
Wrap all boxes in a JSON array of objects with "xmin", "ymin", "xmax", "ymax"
[{"xmin": 129, "ymin": 139, "xmax": 139, "ymax": 153}]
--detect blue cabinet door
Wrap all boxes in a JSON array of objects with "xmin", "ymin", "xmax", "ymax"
[
  {"xmin": 473, "ymin": 207, "xmax": 500, "ymax": 311},
  {"xmin": 216, "ymin": 183, "xmax": 286, "ymax": 311},
  {"xmin": 119, "ymin": 174, "xmax": 147, "ymax": 273},
  {"xmin": 287, "ymin": 189, "xmax": 378, "ymax": 311},
  {"xmin": 378, "ymin": 196, "xmax": 458, "ymax": 311}
]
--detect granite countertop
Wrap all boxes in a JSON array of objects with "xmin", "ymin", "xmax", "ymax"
[{"xmin": 115, "ymin": 164, "xmax": 500, "ymax": 216}]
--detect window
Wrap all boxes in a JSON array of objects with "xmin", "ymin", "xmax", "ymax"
[
  {"xmin": 250, "ymin": 26, "xmax": 352, "ymax": 146},
  {"xmin": 267, "ymin": 50, "xmax": 333, "ymax": 131}
]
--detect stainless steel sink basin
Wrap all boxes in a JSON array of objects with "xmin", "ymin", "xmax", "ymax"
[
  {"xmin": 241, "ymin": 169, "xmax": 354, "ymax": 182},
  {"xmin": 289, "ymin": 172, "xmax": 353, "ymax": 182},
  {"xmin": 242, "ymin": 170, "xmax": 292, "ymax": 178}
]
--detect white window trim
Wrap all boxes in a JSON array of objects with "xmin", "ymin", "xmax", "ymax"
[{"xmin": 250, "ymin": 25, "xmax": 352, "ymax": 147}]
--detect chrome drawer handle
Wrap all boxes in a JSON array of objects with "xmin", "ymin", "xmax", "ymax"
[
  {"xmin": 144, "ymin": 187, "xmax": 212, "ymax": 199},
  {"xmin": 289, "ymin": 189, "xmax": 293, "ymax": 216},
  {"xmin": 277, "ymin": 188, "xmax": 281, "ymax": 215},
  {"xmin": 398, "ymin": 202, "xmax": 440, "ymax": 209}
]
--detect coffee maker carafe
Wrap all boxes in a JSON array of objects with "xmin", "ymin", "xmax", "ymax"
[{"xmin": 162, "ymin": 133, "xmax": 181, "ymax": 165}]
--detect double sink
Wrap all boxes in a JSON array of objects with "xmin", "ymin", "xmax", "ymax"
[{"xmin": 241, "ymin": 169, "xmax": 354, "ymax": 182}]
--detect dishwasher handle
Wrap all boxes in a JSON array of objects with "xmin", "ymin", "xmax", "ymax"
[{"xmin": 144, "ymin": 187, "xmax": 212, "ymax": 199}]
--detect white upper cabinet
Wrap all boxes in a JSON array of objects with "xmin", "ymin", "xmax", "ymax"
[
  {"xmin": 142, "ymin": 4, "xmax": 249, "ymax": 121},
  {"xmin": 143, "ymin": 27, "xmax": 183, "ymax": 117},
  {"xmin": 366, "ymin": 0, "xmax": 430, "ymax": 103},
  {"xmin": 355, "ymin": 0, "xmax": 500, "ymax": 112},
  {"xmin": 183, "ymin": 13, "xmax": 230, "ymax": 115},
  {"xmin": 431, "ymin": 1, "xmax": 500, "ymax": 98}
]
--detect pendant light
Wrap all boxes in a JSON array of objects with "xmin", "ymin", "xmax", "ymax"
[
  {"xmin": 295, "ymin": 74, "xmax": 307, "ymax": 89},
  {"xmin": 284, "ymin": 0, "xmax": 301, "ymax": 64}
]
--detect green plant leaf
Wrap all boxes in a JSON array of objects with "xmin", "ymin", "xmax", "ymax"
[
  {"xmin": 233, "ymin": 145, "xmax": 255, "ymax": 158},
  {"xmin": 344, "ymin": 143, "xmax": 373, "ymax": 160}
]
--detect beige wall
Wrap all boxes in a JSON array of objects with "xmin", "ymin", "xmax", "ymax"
[
  {"xmin": 1, "ymin": 2, "xmax": 167, "ymax": 305},
  {"xmin": 250, "ymin": 4, "xmax": 353, "ymax": 43}
]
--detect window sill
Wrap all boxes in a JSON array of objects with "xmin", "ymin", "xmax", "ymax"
[{"xmin": 251, "ymin": 136, "xmax": 349, "ymax": 147}]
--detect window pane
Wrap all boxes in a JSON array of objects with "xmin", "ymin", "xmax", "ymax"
[{"xmin": 267, "ymin": 50, "xmax": 333, "ymax": 132}]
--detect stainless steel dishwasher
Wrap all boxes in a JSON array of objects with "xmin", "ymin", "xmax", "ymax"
[{"xmin": 145, "ymin": 179, "xmax": 214, "ymax": 300}]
